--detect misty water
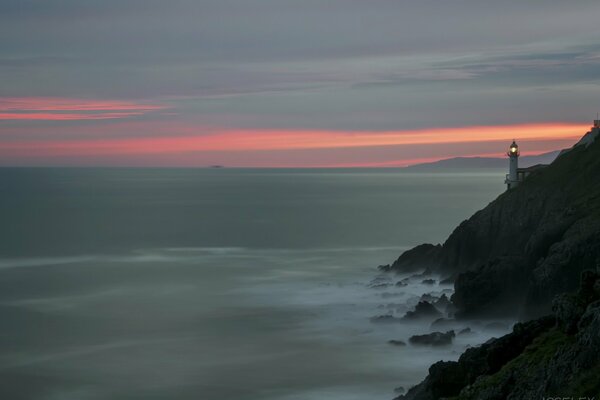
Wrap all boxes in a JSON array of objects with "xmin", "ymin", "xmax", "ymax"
[{"xmin": 0, "ymin": 168, "xmax": 511, "ymax": 400}]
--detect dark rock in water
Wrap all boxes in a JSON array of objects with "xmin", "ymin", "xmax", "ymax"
[
  {"xmin": 394, "ymin": 386, "xmax": 405, "ymax": 394},
  {"xmin": 368, "ymin": 276, "xmax": 392, "ymax": 287},
  {"xmin": 369, "ymin": 314, "xmax": 402, "ymax": 323},
  {"xmin": 388, "ymin": 340, "xmax": 407, "ymax": 346},
  {"xmin": 402, "ymin": 301, "xmax": 442, "ymax": 320},
  {"xmin": 382, "ymin": 243, "xmax": 443, "ymax": 273},
  {"xmin": 369, "ymin": 283, "xmax": 392, "ymax": 289},
  {"xmin": 458, "ymin": 327, "xmax": 472, "ymax": 335},
  {"xmin": 439, "ymin": 275, "xmax": 456, "ymax": 284},
  {"xmin": 397, "ymin": 317, "xmax": 554, "ymax": 399},
  {"xmin": 396, "ymin": 271, "xmax": 600, "ymax": 400},
  {"xmin": 409, "ymin": 330, "xmax": 455, "ymax": 346},
  {"xmin": 433, "ymin": 294, "xmax": 451, "ymax": 311},
  {"xmin": 395, "ymin": 281, "xmax": 408, "ymax": 287},
  {"xmin": 421, "ymin": 279, "xmax": 436, "ymax": 285},
  {"xmin": 420, "ymin": 293, "xmax": 438, "ymax": 303}
]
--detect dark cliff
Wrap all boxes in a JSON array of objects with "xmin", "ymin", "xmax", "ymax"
[
  {"xmin": 396, "ymin": 269, "xmax": 600, "ymax": 400},
  {"xmin": 383, "ymin": 128, "xmax": 600, "ymax": 318}
]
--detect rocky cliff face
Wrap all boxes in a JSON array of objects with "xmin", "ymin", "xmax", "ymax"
[
  {"xmin": 396, "ymin": 269, "xmax": 600, "ymax": 400},
  {"xmin": 383, "ymin": 129, "xmax": 600, "ymax": 318}
]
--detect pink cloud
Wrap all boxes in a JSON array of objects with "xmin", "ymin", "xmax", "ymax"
[
  {"xmin": 0, "ymin": 122, "xmax": 586, "ymax": 167},
  {"xmin": 0, "ymin": 97, "xmax": 168, "ymax": 121},
  {"xmin": 0, "ymin": 112, "xmax": 150, "ymax": 121}
]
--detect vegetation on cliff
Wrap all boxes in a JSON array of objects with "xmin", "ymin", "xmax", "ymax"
[{"xmin": 396, "ymin": 269, "xmax": 600, "ymax": 400}]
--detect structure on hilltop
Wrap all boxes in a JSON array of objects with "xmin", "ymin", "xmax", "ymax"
[
  {"xmin": 504, "ymin": 140, "xmax": 520, "ymax": 190},
  {"xmin": 504, "ymin": 140, "xmax": 546, "ymax": 190},
  {"xmin": 505, "ymin": 118, "xmax": 600, "ymax": 190}
]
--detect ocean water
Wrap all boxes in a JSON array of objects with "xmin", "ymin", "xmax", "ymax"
[{"xmin": 0, "ymin": 168, "xmax": 509, "ymax": 400}]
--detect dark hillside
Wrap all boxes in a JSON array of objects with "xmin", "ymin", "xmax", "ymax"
[{"xmin": 383, "ymin": 129, "xmax": 600, "ymax": 318}]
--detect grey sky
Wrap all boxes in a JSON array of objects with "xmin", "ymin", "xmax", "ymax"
[{"xmin": 1, "ymin": 1, "xmax": 599, "ymax": 166}]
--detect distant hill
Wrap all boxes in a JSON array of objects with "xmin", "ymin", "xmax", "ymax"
[{"xmin": 404, "ymin": 150, "xmax": 561, "ymax": 171}]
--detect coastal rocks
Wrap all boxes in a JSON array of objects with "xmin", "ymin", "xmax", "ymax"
[
  {"xmin": 397, "ymin": 277, "xmax": 411, "ymax": 286},
  {"xmin": 385, "ymin": 136, "xmax": 600, "ymax": 318},
  {"xmin": 419, "ymin": 293, "xmax": 437, "ymax": 303},
  {"xmin": 456, "ymin": 306, "xmax": 600, "ymax": 399},
  {"xmin": 402, "ymin": 301, "xmax": 442, "ymax": 320},
  {"xmin": 370, "ymin": 283, "xmax": 393, "ymax": 289},
  {"xmin": 368, "ymin": 276, "xmax": 393, "ymax": 289},
  {"xmin": 451, "ymin": 256, "xmax": 529, "ymax": 317},
  {"xmin": 409, "ymin": 330, "xmax": 455, "ymax": 346},
  {"xmin": 421, "ymin": 279, "xmax": 436, "ymax": 285},
  {"xmin": 552, "ymin": 292, "xmax": 585, "ymax": 334},
  {"xmin": 386, "ymin": 134, "xmax": 600, "ymax": 399},
  {"xmin": 380, "ymin": 243, "xmax": 442, "ymax": 273},
  {"xmin": 524, "ymin": 219, "xmax": 600, "ymax": 316},
  {"xmin": 553, "ymin": 269, "xmax": 600, "ymax": 333},
  {"xmin": 394, "ymin": 386, "xmax": 405, "ymax": 395},
  {"xmin": 433, "ymin": 294, "xmax": 451, "ymax": 311},
  {"xmin": 396, "ymin": 316, "xmax": 554, "ymax": 400},
  {"xmin": 396, "ymin": 271, "xmax": 600, "ymax": 400},
  {"xmin": 429, "ymin": 318, "xmax": 474, "ymax": 333}
]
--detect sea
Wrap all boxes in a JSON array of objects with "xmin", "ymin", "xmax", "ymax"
[{"xmin": 0, "ymin": 168, "xmax": 509, "ymax": 400}]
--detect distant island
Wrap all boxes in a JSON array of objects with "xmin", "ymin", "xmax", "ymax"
[
  {"xmin": 382, "ymin": 121, "xmax": 600, "ymax": 399},
  {"xmin": 403, "ymin": 150, "xmax": 560, "ymax": 171}
]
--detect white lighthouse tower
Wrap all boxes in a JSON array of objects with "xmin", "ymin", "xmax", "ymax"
[{"xmin": 505, "ymin": 140, "xmax": 520, "ymax": 190}]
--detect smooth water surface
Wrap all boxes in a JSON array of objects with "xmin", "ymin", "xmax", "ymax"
[{"xmin": 0, "ymin": 168, "xmax": 507, "ymax": 400}]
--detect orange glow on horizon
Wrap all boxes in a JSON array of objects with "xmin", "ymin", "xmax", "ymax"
[{"xmin": 0, "ymin": 122, "xmax": 587, "ymax": 157}]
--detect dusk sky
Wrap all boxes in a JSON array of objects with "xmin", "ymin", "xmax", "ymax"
[{"xmin": 1, "ymin": 1, "xmax": 600, "ymax": 167}]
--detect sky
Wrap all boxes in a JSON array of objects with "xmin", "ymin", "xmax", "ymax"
[{"xmin": 1, "ymin": 0, "xmax": 600, "ymax": 167}]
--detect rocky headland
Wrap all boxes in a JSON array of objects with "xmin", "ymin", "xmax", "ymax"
[
  {"xmin": 381, "ymin": 127, "xmax": 600, "ymax": 319},
  {"xmin": 396, "ymin": 269, "xmax": 600, "ymax": 400},
  {"xmin": 380, "ymin": 126, "xmax": 600, "ymax": 399}
]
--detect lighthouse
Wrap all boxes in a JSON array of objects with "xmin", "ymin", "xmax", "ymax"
[{"xmin": 505, "ymin": 140, "xmax": 520, "ymax": 190}]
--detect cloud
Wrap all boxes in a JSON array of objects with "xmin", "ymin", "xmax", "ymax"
[
  {"xmin": 1, "ymin": 1, "xmax": 600, "ymax": 165},
  {"xmin": 0, "ymin": 97, "xmax": 169, "ymax": 121},
  {"xmin": 0, "ymin": 122, "xmax": 586, "ymax": 166}
]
